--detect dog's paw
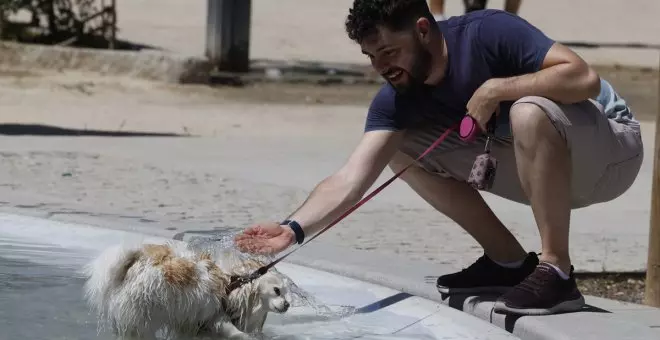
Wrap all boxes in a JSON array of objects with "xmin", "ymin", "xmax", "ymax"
[{"xmin": 215, "ymin": 320, "xmax": 258, "ymax": 340}]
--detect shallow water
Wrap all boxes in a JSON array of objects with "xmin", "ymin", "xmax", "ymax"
[
  {"xmin": 0, "ymin": 239, "xmax": 113, "ymax": 340},
  {"xmin": 1, "ymin": 232, "xmax": 392, "ymax": 340}
]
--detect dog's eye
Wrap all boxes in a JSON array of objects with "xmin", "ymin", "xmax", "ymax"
[{"xmin": 273, "ymin": 287, "xmax": 281, "ymax": 296}]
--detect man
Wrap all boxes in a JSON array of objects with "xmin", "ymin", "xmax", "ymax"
[
  {"xmin": 234, "ymin": 0, "xmax": 643, "ymax": 316},
  {"xmin": 429, "ymin": 0, "xmax": 523, "ymax": 20}
]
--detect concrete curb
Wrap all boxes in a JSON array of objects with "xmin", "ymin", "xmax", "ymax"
[
  {"xmin": 0, "ymin": 41, "xmax": 383, "ymax": 85},
  {"xmin": 0, "ymin": 42, "xmax": 213, "ymax": 84}
]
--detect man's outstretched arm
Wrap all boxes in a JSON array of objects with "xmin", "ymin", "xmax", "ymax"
[{"xmin": 285, "ymin": 129, "xmax": 404, "ymax": 236}]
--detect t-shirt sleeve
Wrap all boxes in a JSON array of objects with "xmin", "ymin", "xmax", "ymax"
[
  {"xmin": 477, "ymin": 11, "xmax": 556, "ymax": 74},
  {"xmin": 364, "ymin": 84, "xmax": 406, "ymax": 132}
]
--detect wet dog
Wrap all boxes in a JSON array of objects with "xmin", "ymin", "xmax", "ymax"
[{"xmin": 83, "ymin": 241, "xmax": 290, "ymax": 340}]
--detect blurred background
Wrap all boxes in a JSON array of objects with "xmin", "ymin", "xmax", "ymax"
[{"xmin": 2, "ymin": 0, "xmax": 659, "ymax": 68}]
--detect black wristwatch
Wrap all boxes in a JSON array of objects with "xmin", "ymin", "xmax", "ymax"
[{"xmin": 281, "ymin": 219, "xmax": 305, "ymax": 245}]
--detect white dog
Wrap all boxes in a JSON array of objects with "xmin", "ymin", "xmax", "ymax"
[{"xmin": 82, "ymin": 240, "xmax": 290, "ymax": 340}]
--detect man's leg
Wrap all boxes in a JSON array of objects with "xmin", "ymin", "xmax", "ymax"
[
  {"xmin": 509, "ymin": 103, "xmax": 572, "ymax": 273},
  {"xmin": 390, "ymin": 152, "xmax": 527, "ymax": 263},
  {"xmin": 493, "ymin": 96, "xmax": 643, "ymax": 315},
  {"xmin": 389, "ymin": 152, "xmax": 539, "ymax": 294}
]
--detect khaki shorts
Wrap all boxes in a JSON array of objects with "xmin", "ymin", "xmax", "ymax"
[{"xmin": 402, "ymin": 96, "xmax": 644, "ymax": 209}]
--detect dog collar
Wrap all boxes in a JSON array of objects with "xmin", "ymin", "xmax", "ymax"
[{"xmin": 225, "ymin": 267, "xmax": 266, "ymax": 296}]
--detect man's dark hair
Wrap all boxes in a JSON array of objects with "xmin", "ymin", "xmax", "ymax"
[{"xmin": 345, "ymin": 0, "xmax": 435, "ymax": 43}]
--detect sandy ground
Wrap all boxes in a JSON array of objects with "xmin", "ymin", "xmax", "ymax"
[{"xmin": 0, "ymin": 66, "xmax": 657, "ymax": 278}]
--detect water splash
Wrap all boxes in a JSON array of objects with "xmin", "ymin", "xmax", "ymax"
[
  {"xmin": 284, "ymin": 276, "xmax": 357, "ymax": 318},
  {"xmin": 184, "ymin": 230, "xmax": 357, "ymax": 320}
]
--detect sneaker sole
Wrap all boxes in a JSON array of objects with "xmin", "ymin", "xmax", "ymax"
[
  {"xmin": 492, "ymin": 295, "xmax": 586, "ymax": 316},
  {"xmin": 437, "ymin": 285, "xmax": 512, "ymax": 295}
]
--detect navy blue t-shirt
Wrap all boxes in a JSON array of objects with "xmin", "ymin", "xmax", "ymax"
[{"xmin": 364, "ymin": 10, "xmax": 556, "ymax": 137}]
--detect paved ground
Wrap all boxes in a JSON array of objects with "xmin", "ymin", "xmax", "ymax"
[
  {"xmin": 0, "ymin": 69, "xmax": 656, "ymax": 273},
  {"xmin": 115, "ymin": 0, "xmax": 660, "ymax": 68}
]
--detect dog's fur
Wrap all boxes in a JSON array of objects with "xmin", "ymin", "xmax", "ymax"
[{"xmin": 83, "ymin": 241, "xmax": 290, "ymax": 340}]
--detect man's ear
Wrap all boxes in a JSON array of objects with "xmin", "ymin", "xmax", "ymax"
[{"xmin": 415, "ymin": 17, "xmax": 432, "ymax": 43}]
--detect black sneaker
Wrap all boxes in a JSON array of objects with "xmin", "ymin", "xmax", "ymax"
[
  {"xmin": 493, "ymin": 263, "xmax": 585, "ymax": 315},
  {"xmin": 436, "ymin": 252, "xmax": 539, "ymax": 294}
]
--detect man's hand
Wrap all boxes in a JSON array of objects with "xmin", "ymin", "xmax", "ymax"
[
  {"xmin": 234, "ymin": 222, "xmax": 296, "ymax": 255},
  {"xmin": 466, "ymin": 78, "xmax": 501, "ymax": 132}
]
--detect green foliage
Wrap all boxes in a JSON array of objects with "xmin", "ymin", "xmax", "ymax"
[{"xmin": 1, "ymin": 1, "xmax": 114, "ymax": 46}]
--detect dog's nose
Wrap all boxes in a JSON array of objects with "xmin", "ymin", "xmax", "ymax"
[{"xmin": 283, "ymin": 301, "xmax": 290, "ymax": 310}]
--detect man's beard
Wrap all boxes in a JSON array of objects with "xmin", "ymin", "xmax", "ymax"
[{"xmin": 390, "ymin": 39, "xmax": 433, "ymax": 95}]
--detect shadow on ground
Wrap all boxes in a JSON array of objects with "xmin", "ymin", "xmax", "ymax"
[{"xmin": 0, "ymin": 124, "xmax": 188, "ymax": 137}]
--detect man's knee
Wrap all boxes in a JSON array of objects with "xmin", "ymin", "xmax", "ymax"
[
  {"xmin": 510, "ymin": 100, "xmax": 552, "ymax": 137},
  {"xmin": 510, "ymin": 98, "xmax": 565, "ymax": 152}
]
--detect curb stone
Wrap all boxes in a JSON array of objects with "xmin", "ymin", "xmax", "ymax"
[
  {"xmin": 0, "ymin": 41, "xmax": 385, "ymax": 85},
  {"xmin": 0, "ymin": 41, "xmax": 213, "ymax": 84}
]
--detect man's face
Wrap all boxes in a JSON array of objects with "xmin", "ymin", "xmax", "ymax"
[{"xmin": 360, "ymin": 24, "xmax": 434, "ymax": 94}]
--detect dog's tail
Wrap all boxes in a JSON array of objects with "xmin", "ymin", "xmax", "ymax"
[{"xmin": 82, "ymin": 242, "xmax": 143, "ymax": 311}]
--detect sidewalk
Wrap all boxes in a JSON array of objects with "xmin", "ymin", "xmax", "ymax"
[{"xmin": 115, "ymin": 0, "xmax": 660, "ymax": 69}]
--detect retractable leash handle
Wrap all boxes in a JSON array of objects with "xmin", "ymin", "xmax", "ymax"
[
  {"xmin": 458, "ymin": 114, "xmax": 497, "ymax": 142},
  {"xmin": 459, "ymin": 115, "xmax": 480, "ymax": 142}
]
